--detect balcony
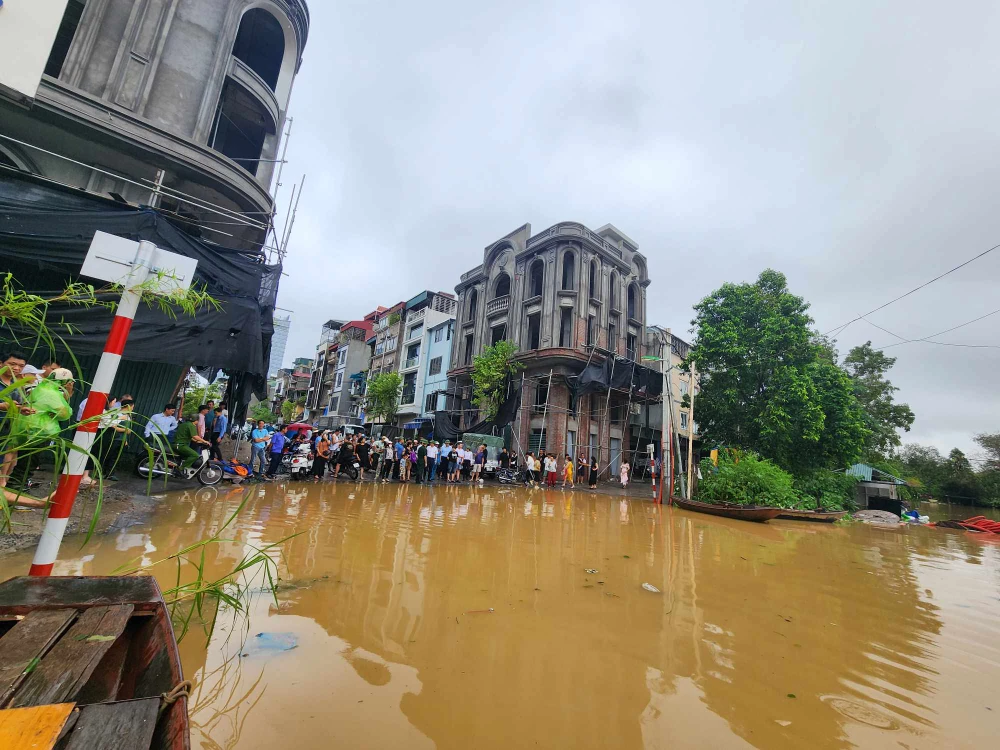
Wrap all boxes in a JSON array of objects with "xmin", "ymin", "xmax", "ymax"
[
  {"xmin": 407, "ymin": 307, "xmax": 426, "ymax": 324},
  {"xmin": 405, "ymin": 329, "xmax": 423, "ymax": 343},
  {"xmin": 486, "ymin": 295, "xmax": 510, "ymax": 317},
  {"xmin": 400, "ymin": 389, "xmax": 416, "ymax": 406},
  {"xmin": 402, "ymin": 355, "xmax": 420, "ymax": 371}
]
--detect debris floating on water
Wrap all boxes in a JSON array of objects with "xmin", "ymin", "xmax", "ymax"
[
  {"xmin": 585, "ymin": 568, "xmax": 599, "ymax": 574},
  {"xmin": 641, "ymin": 583, "xmax": 661, "ymax": 593},
  {"xmin": 464, "ymin": 608, "xmax": 494, "ymax": 614}
]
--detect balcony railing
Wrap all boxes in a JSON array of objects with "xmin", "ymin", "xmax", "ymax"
[
  {"xmin": 405, "ymin": 329, "xmax": 422, "ymax": 343},
  {"xmin": 402, "ymin": 356, "xmax": 420, "ymax": 370},
  {"xmin": 486, "ymin": 295, "xmax": 510, "ymax": 316},
  {"xmin": 400, "ymin": 389, "xmax": 416, "ymax": 405},
  {"xmin": 407, "ymin": 307, "xmax": 426, "ymax": 324}
]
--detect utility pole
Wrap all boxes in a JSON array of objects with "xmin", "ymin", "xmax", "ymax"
[{"xmin": 686, "ymin": 362, "xmax": 697, "ymax": 500}]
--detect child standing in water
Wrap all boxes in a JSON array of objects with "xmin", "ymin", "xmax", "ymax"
[{"xmin": 620, "ymin": 460, "xmax": 631, "ymax": 489}]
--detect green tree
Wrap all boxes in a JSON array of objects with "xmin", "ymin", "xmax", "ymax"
[
  {"xmin": 364, "ymin": 372, "xmax": 402, "ymax": 423},
  {"xmin": 941, "ymin": 448, "xmax": 979, "ymax": 502},
  {"xmin": 471, "ymin": 340, "xmax": 524, "ymax": 420},
  {"xmin": 843, "ymin": 342, "xmax": 915, "ymax": 459},
  {"xmin": 248, "ymin": 402, "xmax": 273, "ymax": 423},
  {"xmin": 974, "ymin": 432, "xmax": 1000, "ymax": 471},
  {"xmin": 280, "ymin": 399, "xmax": 295, "ymax": 423},
  {"xmin": 688, "ymin": 269, "xmax": 867, "ymax": 473},
  {"xmin": 181, "ymin": 380, "xmax": 225, "ymax": 419}
]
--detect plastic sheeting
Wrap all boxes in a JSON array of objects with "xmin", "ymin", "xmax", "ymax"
[
  {"xmin": 0, "ymin": 174, "xmax": 278, "ymax": 381},
  {"xmin": 434, "ymin": 382, "xmax": 522, "ymax": 441},
  {"xmin": 571, "ymin": 357, "xmax": 663, "ymax": 401}
]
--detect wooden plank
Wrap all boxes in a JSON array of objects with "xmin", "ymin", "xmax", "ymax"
[
  {"xmin": 63, "ymin": 698, "xmax": 160, "ymax": 750},
  {"xmin": 0, "ymin": 609, "xmax": 77, "ymax": 707},
  {"xmin": 0, "ymin": 703, "xmax": 76, "ymax": 750},
  {"xmin": 10, "ymin": 605, "xmax": 134, "ymax": 708},
  {"xmin": 74, "ymin": 626, "xmax": 132, "ymax": 705},
  {"xmin": 0, "ymin": 577, "xmax": 162, "ymax": 614}
]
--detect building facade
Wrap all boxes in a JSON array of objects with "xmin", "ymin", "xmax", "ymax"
[
  {"xmin": 320, "ymin": 315, "xmax": 373, "ymax": 428},
  {"xmin": 0, "ymin": 0, "xmax": 310, "ymax": 252},
  {"xmin": 422, "ymin": 317, "xmax": 455, "ymax": 418},
  {"xmin": 395, "ymin": 291, "xmax": 457, "ymax": 427},
  {"xmin": 367, "ymin": 303, "xmax": 404, "ymax": 380},
  {"xmin": 449, "ymin": 221, "xmax": 650, "ymax": 475}
]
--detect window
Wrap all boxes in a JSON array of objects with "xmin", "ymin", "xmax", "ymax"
[
  {"xmin": 408, "ymin": 324, "xmax": 423, "ymax": 342},
  {"xmin": 337, "ymin": 349, "xmax": 347, "ymax": 366},
  {"xmin": 209, "ymin": 80, "xmax": 275, "ymax": 176},
  {"xmin": 429, "ymin": 356, "xmax": 442, "ymax": 375},
  {"xmin": 386, "ymin": 335, "xmax": 397, "ymax": 352},
  {"xmin": 44, "ymin": 0, "xmax": 86, "ymax": 79},
  {"xmin": 464, "ymin": 333, "xmax": 474, "ymax": 365},
  {"xmin": 425, "ymin": 393, "xmax": 438, "ymax": 413},
  {"xmin": 494, "ymin": 272, "xmax": 511, "ymax": 298},
  {"xmin": 589, "ymin": 260, "xmax": 599, "ymax": 299},
  {"xmin": 628, "ymin": 283, "xmax": 638, "ymax": 319},
  {"xmin": 608, "ymin": 320, "xmax": 617, "ymax": 352},
  {"xmin": 567, "ymin": 430, "xmax": 576, "ymax": 461},
  {"xmin": 589, "ymin": 429, "xmax": 599, "ymax": 458},
  {"xmin": 335, "ymin": 372, "xmax": 343, "ymax": 390},
  {"xmin": 491, "ymin": 324, "xmax": 507, "ymax": 346},
  {"xmin": 402, "ymin": 373, "xmax": 417, "ymax": 404},
  {"xmin": 467, "ymin": 289, "xmax": 478, "ymax": 321},
  {"xmin": 447, "ymin": 323, "xmax": 452, "ymax": 341},
  {"xmin": 609, "ymin": 272, "xmax": 618, "ymax": 310},
  {"xmin": 535, "ymin": 381, "xmax": 549, "ymax": 413},
  {"xmin": 679, "ymin": 380, "xmax": 689, "ymax": 397},
  {"xmin": 527, "ymin": 313, "xmax": 541, "ymax": 350},
  {"xmin": 407, "ymin": 343, "xmax": 420, "ymax": 360},
  {"xmin": 529, "ymin": 429, "xmax": 547, "ymax": 454},
  {"xmin": 562, "ymin": 251, "xmax": 575, "ymax": 290},
  {"xmin": 587, "ymin": 315, "xmax": 596, "ymax": 347},
  {"xmin": 559, "ymin": 307, "xmax": 573, "ymax": 347},
  {"xmin": 232, "ymin": 8, "xmax": 285, "ymax": 91},
  {"xmin": 434, "ymin": 327, "xmax": 444, "ymax": 343},
  {"xmin": 680, "ymin": 412, "xmax": 689, "ymax": 430},
  {"xmin": 626, "ymin": 333, "xmax": 637, "ymax": 360},
  {"xmin": 529, "ymin": 260, "xmax": 544, "ymax": 298}
]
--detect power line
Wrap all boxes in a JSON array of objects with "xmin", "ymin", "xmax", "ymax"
[
  {"xmin": 870, "ymin": 307, "xmax": 1000, "ymax": 351},
  {"xmin": 824, "ymin": 241, "xmax": 1000, "ymax": 336}
]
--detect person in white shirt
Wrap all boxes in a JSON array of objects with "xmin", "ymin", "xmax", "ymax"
[
  {"xmin": 426, "ymin": 440, "xmax": 440, "ymax": 481},
  {"xmin": 144, "ymin": 403, "xmax": 178, "ymax": 442}
]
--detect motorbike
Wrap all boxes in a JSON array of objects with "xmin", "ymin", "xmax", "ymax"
[
  {"xmin": 329, "ymin": 449, "xmax": 360, "ymax": 481},
  {"xmin": 135, "ymin": 446, "xmax": 223, "ymax": 486},
  {"xmin": 289, "ymin": 442, "xmax": 314, "ymax": 480},
  {"xmin": 496, "ymin": 467, "xmax": 525, "ymax": 485}
]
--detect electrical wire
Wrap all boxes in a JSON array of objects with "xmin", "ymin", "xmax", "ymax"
[
  {"xmin": 824, "ymin": 240, "xmax": 1000, "ymax": 336},
  {"xmin": 876, "ymin": 307, "xmax": 1000, "ymax": 351}
]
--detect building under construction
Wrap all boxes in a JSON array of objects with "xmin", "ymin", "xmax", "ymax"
[{"xmin": 446, "ymin": 222, "xmax": 664, "ymax": 477}]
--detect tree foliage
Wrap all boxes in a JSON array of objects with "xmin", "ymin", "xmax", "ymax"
[
  {"xmin": 898, "ymin": 442, "xmax": 1000, "ymax": 507},
  {"xmin": 181, "ymin": 380, "xmax": 225, "ymax": 419},
  {"xmin": 843, "ymin": 342, "xmax": 915, "ymax": 459},
  {"xmin": 248, "ymin": 402, "xmax": 273, "ymax": 423},
  {"xmin": 364, "ymin": 372, "xmax": 402, "ymax": 423},
  {"xmin": 470, "ymin": 340, "xmax": 524, "ymax": 420},
  {"xmin": 688, "ymin": 269, "xmax": 867, "ymax": 473},
  {"xmin": 697, "ymin": 452, "xmax": 801, "ymax": 508}
]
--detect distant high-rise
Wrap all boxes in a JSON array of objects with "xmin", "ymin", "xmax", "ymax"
[{"xmin": 269, "ymin": 316, "xmax": 291, "ymax": 377}]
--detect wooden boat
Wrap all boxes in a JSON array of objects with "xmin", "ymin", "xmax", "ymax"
[
  {"xmin": 672, "ymin": 497, "xmax": 783, "ymax": 522},
  {"xmin": 776, "ymin": 508, "xmax": 848, "ymax": 523},
  {"xmin": 0, "ymin": 575, "xmax": 189, "ymax": 750}
]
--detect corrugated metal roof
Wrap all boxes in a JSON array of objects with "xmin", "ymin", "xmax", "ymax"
[{"xmin": 847, "ymin": 463, "xmax": 907, "ymax": 485}]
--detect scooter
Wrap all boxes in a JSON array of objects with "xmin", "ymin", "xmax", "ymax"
[
  {"xmin": 328, "ymin": 449, "xmax": 360, "ymax": 481},
  {"xmin": 289, "ymin": 442, "xmax": 314, "ymax": 480},
  {"xmin": 496, "ymin": 467, "xmax": 525, "ymax": 485},
  {"xmin": 135, "ymin": 446, "xmax": 223, "ymax": 486}
]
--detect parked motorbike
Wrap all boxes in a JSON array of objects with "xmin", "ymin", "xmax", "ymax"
[
  {"xmin": 135, "ymin": 446, "xmax": 223, "ymax": 486},
  {"xmin": 289, "ymin": 442, "xmax": 314, "ymax": 480},
  {"xmin": 329, "ymin": 449, "xmax": 360, "ymax": 481},
  {"xmin": 496, "ymin": 467, "xmax": 525, "ymax": 485}
]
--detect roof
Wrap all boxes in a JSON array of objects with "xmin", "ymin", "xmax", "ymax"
[{"xmin": 846, "ymin": 463, "xmax": 907, "ymax": 485}]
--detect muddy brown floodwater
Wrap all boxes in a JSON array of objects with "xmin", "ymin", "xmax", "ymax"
[{"xmin": 1, "ymin": 482, "xmax": 998, "ymax": 749}]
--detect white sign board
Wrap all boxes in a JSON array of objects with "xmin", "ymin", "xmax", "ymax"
[
  {"xmin": 0, "ymin": 0, "xmax": 70, "ymax": 101},
  {"xmin": 81, "ymin": 231, "xmax": 198, "ymax": 293}
]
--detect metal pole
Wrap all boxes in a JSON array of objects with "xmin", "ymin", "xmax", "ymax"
[
  {"xmin": 29, "ymin": 241, "xmax": 155, "ymax": 576},
  {"xmin": 279, "ymin": 174, "xmax": 306, "ymax": 261},
  {"xmin": 686, "ymin": 362, "xmax": 697, "ymax": 500}
]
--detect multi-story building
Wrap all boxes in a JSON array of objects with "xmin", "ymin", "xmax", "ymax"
[
  {"xmin": 422, "ymin": 317, "xmax": 456, "ymax": 418},
  {"xmin": 269, "ymin": 315, "xmax": 292, "ymax": 377},
  {"xmin": 320, "ymin": 315, "xmax": 373, "ymax": 428},
  {"xmin": 448, "ymin": 222, "xmax": 651, "ymax": 475},
  {"xmin": 304, "ymin": 319, "xmax": 344, "ymax": 419},
  {"xmin": 1, "ymin": 0, "xmax": 310, "ymax": 252},
  {"xmin": 367, "ymin": 303, "xmax": 404, "ymax": 380},
  {"xmin": 394, "ymin": 291, "xmax": 457, "ymax": 428}
]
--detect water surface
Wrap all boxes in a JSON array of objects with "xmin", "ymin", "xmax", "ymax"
[{"xmin": 2, "ymin": 482, "xmax": 998, "ymax": 749}]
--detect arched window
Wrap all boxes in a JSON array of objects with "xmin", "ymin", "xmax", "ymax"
[
  {"xmin": 468, "ymin": 289, "xmax": 478, "ymax": 321},
  {"xmin": 627, "ymin": 283, "xmax": 638, "ymax": 319},
  {"xmin": 588, "ymin": 260, "xmax": 599, "ymax": 299},
  {"xmin": 232, "ymin": 9, "xmax": 285, "ymax": 91},
  {"xmin": 529, "ymin": 260, "xmax": 544, "ymax": 298},
  {"xmin": 609, "ymin": 272, "xmax": 618, "ymax": 311},
  {"xmin": 561, "ymin": 251, "xmax": 575, "ymax": 291},
  {"xmin": 494, "ymin": 272, "xmax": 511, "ymax": 298},
  {"xmin": 209, "ymin": 81, "xmax": 276, "ymax": 176}
]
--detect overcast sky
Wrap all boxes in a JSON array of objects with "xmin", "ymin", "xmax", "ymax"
[{"xmin": 275, "ymin": 0, "xmax": 1000, "ymax": 458}]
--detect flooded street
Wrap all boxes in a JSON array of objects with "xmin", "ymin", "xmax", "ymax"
[{"xmin": 2, "ymin": 482, "xmax": 998, "ymax": 749}]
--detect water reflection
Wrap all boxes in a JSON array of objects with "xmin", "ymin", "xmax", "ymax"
[{"xmin": 1, "ymin": 483, "xmax": 997, "ymax": 749}]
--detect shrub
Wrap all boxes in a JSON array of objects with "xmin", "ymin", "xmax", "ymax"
[
  {"xmin": 793, "ymin": 470, "xmax": 859, "ymax": 511},
  {"xmin": 696, "ymin": 452, "xmax": 800, "ymax": 508}
]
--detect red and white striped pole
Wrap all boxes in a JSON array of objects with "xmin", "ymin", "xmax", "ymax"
[{"xmin": 29, "ymin": 240, "xmax": 155, "ymax": 576}]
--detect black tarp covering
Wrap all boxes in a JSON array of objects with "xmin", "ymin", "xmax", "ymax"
[
  {"xmin": 570, "ymin": 357, "xmax": 663, "ymax": 401},
  {"xmin": 0, "ymin": 175, "xmax": 277, "ymax": 387},
  {"xmin": 433, "ymin": 383, "xmax": 522, "ymax": 441}
]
